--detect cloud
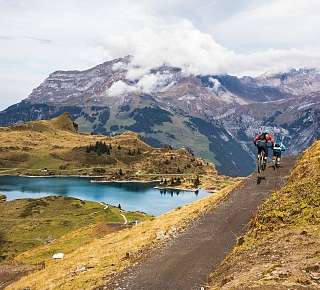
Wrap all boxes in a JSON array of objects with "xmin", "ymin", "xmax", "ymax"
[
  {"xmin": 211, "ymin": 0, "xmax": 320, "ymax": 52},
  {"xmin": 107, "ymin": 71, "xmax": 176, "ymax": 96},
  {"xmin": 107, "ymin": 80, "xmax": 137, "ymax": 97},
  {"xmin": 135, "ymin": 72, "xmax": 174, "ymax": 93},
  {"xmin": 0, "ymin": 0, "xmax": 320, "ymax": 109},
  {"xmin": 232, "ymin": 47, "xmax": 320, "ymax": 76}
]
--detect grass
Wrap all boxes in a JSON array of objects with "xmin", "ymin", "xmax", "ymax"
[
  {"xmin": 7, "ymin": 181, "xmax": 239, "ymax": 290},
  {"xmin": 209, "ymin": 140, "xmax": 320, "ymax": 289},
  {"xmin": 0, "ymin": 196, "xmax": 149, "ymax": 263},
  {"xmin": 248, "ymin": 140, "xmax": 320, "ymax": 235}
]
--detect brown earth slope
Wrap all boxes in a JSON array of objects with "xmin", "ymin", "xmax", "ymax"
[{"xmin": 102, "ymin": 156, "xmax": 297, "ymax": 290}]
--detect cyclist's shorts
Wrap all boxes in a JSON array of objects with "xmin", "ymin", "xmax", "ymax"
[{"xmin": 273, "ymin": 150, "xmax": 281, "ymax": 158}]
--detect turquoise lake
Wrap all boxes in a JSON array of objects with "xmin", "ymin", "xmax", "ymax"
[{"xmin": 0, "ymin": 176, "xmax": 210, "ymax": 216}]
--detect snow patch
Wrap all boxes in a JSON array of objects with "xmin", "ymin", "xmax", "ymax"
[
  {"xmin": 298, "ymin": 102, "xmax": 315, "ymax": 111},
  {"xmin": 178, "ymin": 95, "xmax": 196, "ymax": 101}
]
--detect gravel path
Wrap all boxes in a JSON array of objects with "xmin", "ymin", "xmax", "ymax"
[{"xmin": 103, "ymin": 156, "xmax": 297, "ymax": 290}]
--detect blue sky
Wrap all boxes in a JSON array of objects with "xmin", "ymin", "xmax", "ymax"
[{"xmin": 0, "ymin": 0, "xmax": 319, "ymax": 109}]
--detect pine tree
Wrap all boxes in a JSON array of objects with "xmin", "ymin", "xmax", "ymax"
[
  {"xmin": 194, "ymin": 176, "xmax": 200, "ymax": 187},
  {"xmin": 103, "ymin": 142, "xmax": 108, "ymax": 154},
  {"xmin": 95, "ymin": 141, "xmax": 99, "ymax": 152}
]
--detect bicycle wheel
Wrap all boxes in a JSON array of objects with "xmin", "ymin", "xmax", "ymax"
[
  {"xmin": 257, "ymin": 154, "xmax": 262, "ymax": 174},
  {"xmin": 261, "ymin": 151, "xmax": 266, "ymax": 171}
]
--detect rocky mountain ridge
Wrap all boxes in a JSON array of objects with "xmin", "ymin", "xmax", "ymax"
[{"xmin": 1, "ymin": 57, "xmax": 319, "ymax": 175}]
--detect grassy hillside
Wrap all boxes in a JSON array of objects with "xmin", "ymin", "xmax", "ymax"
[
  {"xmin": 0, "ymin": 196, "xmax": 149, "ymax": 289},
  {"xmin": 209, "ymin": 140, "xmax": 320, "ymax": 289},
  {"xmin": 0, "ymin": 113, "xmax": 224, "ymax": 190},
  {"xmin": 0, "ymin": 196, "xmax": 149, "ymax": 263}
]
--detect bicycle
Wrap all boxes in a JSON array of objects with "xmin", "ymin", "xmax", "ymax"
[{"xmin": 257, "ymin": 150, "xmax": 266, "ymax": 174}]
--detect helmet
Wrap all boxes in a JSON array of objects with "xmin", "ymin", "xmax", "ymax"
[{"xmin": 263, "ymin": 129, "xmax": 270, "ymax": 134}]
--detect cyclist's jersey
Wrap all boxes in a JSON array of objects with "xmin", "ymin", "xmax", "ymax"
[
  {"xmin": 273, "ymin": 135, "xmax": 286, "ymax": 152},
  {"xmin": 253, "ymin": 132, "xmax": 274, "ymax": 146}
]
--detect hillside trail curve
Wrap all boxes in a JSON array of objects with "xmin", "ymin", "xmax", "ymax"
[{"xmin": 102, "ymin": 156, "xmax": 298, "ymax": 290}]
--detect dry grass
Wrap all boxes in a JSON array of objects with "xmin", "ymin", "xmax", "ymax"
[
  {"xmin": 209, "ymin": 140, "xmax": 320, "ymax": 289},
  {"xmin": 7, "ymin": 182, "xmax": 239, "ymax": 290}
]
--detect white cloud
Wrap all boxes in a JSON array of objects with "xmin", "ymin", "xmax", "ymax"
[
  {"xmin": 0, "ymin": 0, "xmax": 319, "ymax": 109},
  {"xmin": 107, "ymin": 71, "xmax": 175, "ymax": 96},
  {"xmin": 107, "ymin": 80, "xmax": 137, "ymax": 97},
  {"xmin": 136, "ymin": 72, "xmax": 174, "ymax": 93},
  {"xmin": 212, "ymin": 0, "xmax": 320, "ymax": 52}
]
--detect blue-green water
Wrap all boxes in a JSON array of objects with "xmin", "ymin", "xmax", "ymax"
[{"xmin": 0, "ymin": 176, "xmax": 210, "ymax": 216}]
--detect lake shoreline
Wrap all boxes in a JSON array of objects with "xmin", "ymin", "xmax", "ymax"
[
  {"xmin": 154, "ymin": 186, "xmax": 200, "ymax": 192},
  {"xmin": 0, "ymin": 173, "xmax": 201, "ymax": 191},
  {"xmin": 91, "ymin": 179, "xmax": 161, "ymax": 184}
]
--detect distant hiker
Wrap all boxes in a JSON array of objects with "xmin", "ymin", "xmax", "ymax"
[
  {"xmin": 272, "ymin": 135, "xmax": 286, "ymax": 168},
  {"xmin": 253, "ymin": 130, "xmax": 275, "ymax": 165}
]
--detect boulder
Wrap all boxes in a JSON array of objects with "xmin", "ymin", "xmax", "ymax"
[{"xmin": 52, "ymin": 253, "xmax": 64, "ymax": 260}]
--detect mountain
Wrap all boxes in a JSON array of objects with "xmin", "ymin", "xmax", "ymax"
[{"xmin": 1, "ymin": 56, "xmax": 319, "ymax": 176}]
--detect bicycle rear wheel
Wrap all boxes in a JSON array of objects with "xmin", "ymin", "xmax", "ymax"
[
  {"xmin": 257, "ymin": 154, "xmax": 262, "ymax": 174},
  {"xmin": 261, "ymin": 151, "xmax": 266, "ymax": 171}
]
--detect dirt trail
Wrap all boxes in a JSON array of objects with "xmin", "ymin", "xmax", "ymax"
[{"xmin": 103, "ymin": 156, "xmax": 298, "ymax": 290}]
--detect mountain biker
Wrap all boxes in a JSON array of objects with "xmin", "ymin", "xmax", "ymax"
[
  {"xmin": 253, "ymin": 130, "xmax": 275, "ymax": 165},
  {"xmin": 272, "ymin": 135, "xmax": 286, "ymax": 167}
]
